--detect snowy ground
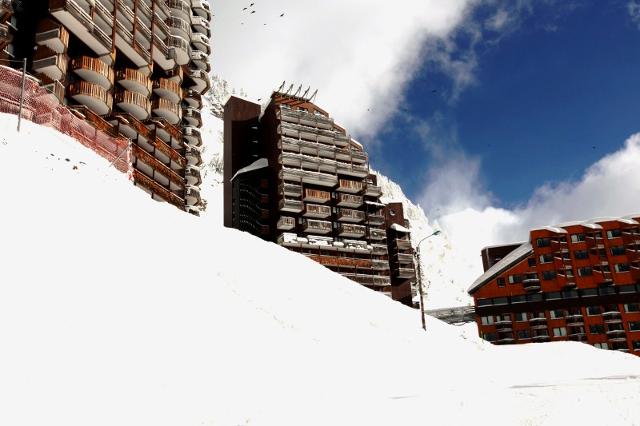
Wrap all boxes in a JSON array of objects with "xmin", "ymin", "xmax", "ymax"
[{"xmin": 1, "ymin": 114, "xmax": 640, "ymax": 425}]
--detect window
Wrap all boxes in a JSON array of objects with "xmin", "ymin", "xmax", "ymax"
[
  {"xmin": 495, "ymin": 314, "xmax": 511, "ymax": 322},
  {"xmin": 607, "ymin": 229, "xmax": 622, "ymax": 239},
  {"xmin": 610, "ymin": 246, "xmax": 626, "ymax": 256},
  {"xmin": 517, "ymin": 330, "xmax": 531, "ymax": 339},
  {"xmin": 571, "ymin": 234, "xmax": 586, "ymax": 243},
  {"xmin": 598, "ymin": 286, "xmax": 616, "ymax": 296},
  {"xmin": 574, "ymin": 250, "xmax": 589, "ymax": 260},
  {"xmin": 527, "ymin": 293, "xmax": 543, "ymax": 302},
  {"xmin": 589, "ymin": 325, "xmax": 605, "ymax": 334},
  {"xmin": 629, "ymin": 321, "xmax": 640, "ymax": 332},
  {"xmin": 542, "ymin": 270, "xmax": 556, "ymax": 280},
  {"xmin": 614, "ymin": 263, "xmax": 630, "ymax": 273},
  {"xmin": 539, "ymin": 254, "xmax": 553, "ymax": 264},
  {"xmin": 515, "ymin": 312, "xmax": 528, "ymax": 322},
  {"xmin": 511, "ymin": 295, "xmax": 526, "ymax": 304},
  {"xmin": 477, "ymin": 298, "xmax": 492, "ymax": 307},
  {"xmin": 562, "ymin": 289, "xmax": 579, "ymax": 299},
  {"xmin": 633, "ymin": 341, "xmax": 640, "ymax": 350},
  {"xmin": 550, "ymin": 309, "xmax": 565, "ymax": 319},
  {"xmin": 579, "ymin": 288, "xmax": 598, "ymax": 297},
  {"xmin": 482, "ymin": 332, "xmax": 497, "ymax": 342},
  {"xmin": 546, "ymin": 292, "xmax": 562, "ymax": 300},
  {"xmin": 528, "ymin": 258, "xmax": 537, "ymax": 267},
  {"xmin": 497, "ymin": 277, "xmax": 506, "ymax": 288},
  {"xmin": 481, "ymin": 316, "xmax": 494, "ymax": 325},
  {"xmin": 493, "ymin": 297, "xmax": 508, "ymax": 306},
  {"xmin": 537, "ymin": 238, "xmax": 551, "ymax": 247},
  {"xmin": 532, "ymin": 312, "xmax": 546, "ymax": 320},
  {"xmin": 620, "ymin": 285, "xmax": 637, "ymax": 294},
  {"xmin": 508, "ymin": 275, "xmax": 523, "ymax": 284},
  {"xmin": 533, "ymin": 329, "xmax": 549, "ymax": 337},
  {"xmin": 578, "ymin": 267, "xmax": 593, "ymax": 277},
  {"xmin": 553, "ymin": 327, "xmax": 567, "ymax": 337},
  {"xmin": 587, "ymin": 306, "xmax": 602, "ymax": 316},
  {"xmin": 594, "ymin": 342, "xmax": 609, "ymax": 350},
  {"xmin": 624, "ymin": 303, "xmax": 640, "ymax": 313}
]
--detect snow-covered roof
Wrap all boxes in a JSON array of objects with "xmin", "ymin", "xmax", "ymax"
[
  {"xmin": 230, "ymin": 158, "xmax": 268, "ymax": 181},
  {"xmin": 587, "ymin": 217, "xmax": 639, "ymax": 225},
  {"xmin": 468, "ymin": 242, "xmax": 533, "ymax": 295},
  {"xmin": 390, "ymin": 223, "xmax": 410, "ymax": 233},
  {"xmin": 365, "ymin": 200, "xmax": 385, "ymax": 207},
  {"xmin": 554, "ymin": 220, "xmax": 603, "ymax": 230},
  {"xmin": 530, "ymin": 225, "xmax": 568, "ymax": 234},
  {"xmin": 480, "ymin": 241, "xmax": 527, "ymax": 251}
]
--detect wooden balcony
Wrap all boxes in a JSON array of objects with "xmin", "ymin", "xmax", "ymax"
[
  {"xmin": 337, "ymin": 179, "xmax": 363, "ymax": 194},
  {"xmin": 35, "ymin": 19, "xmax": 69, "ymax": 53},
  {"xmin": 277, "ymin": 216, "xmax": 296, "ymax": 230},
  {"xmin": 115, "ymin": 89, "xmax": 151, "ymax": 121},
  {"xmin": 279, "ymin": 199, "xmax": 304, "ymax": 213},
  {"xmin": 338, "ymin": 223, "xmax": 366, "ymax": 238},
  {"xmin": 32, "ymin": 46, "xmax": 68, "ymax": 81},
  {"xmin": 153, "ymin": 77, "xmax": 183, "ymax": 103},
  {"xmin": 304, "ymin": 204, "xmax": 331, "ymax": 219},
  {"xmin": 304, "ymin": 219, "xmax": 332, "ymax": 235},
  {"xmin": 132, "ymin": 169, "xmax": 185, "ymax": 210},
  {"xmin": 337, "ymin": 208, "xmax": 365, "ymax": 223},
  {"xmin": 69, "ymin": 80, "xmax": 112, "ymax": 115},
  {"xmin": 116, "ymin": 68, "xmax": 152, "ymax": 96},
  {"xmin": 152, "ymin": 97, "xmax": 182, "ymax": 125},
  {"xmin": 303, "ymin": 188, "xmax": 331, "ymax": 203},
  {"xmin": 365, "ymin": 184, "xmax": 382, "ymax": 197},
  {"xmin": 71, "ymin": 56, "xmax": 114, "ymax": 90},
  {"xmin": 337, "ymin": 193, "xmax": 363, "ymax": 207}
]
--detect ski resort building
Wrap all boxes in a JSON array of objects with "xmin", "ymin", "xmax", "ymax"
[
  {"xmin": 223, "ymin": 92, "xmax": 416, "ymax": 305},
  {"xmin": 469, "ymin": 216, "xmax": 640, "ymax": 355},
  {"xmin": 1, "ymin": 0, "xmax": 211, "ymax": 214}
]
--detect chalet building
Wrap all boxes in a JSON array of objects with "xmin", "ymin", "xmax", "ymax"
[
  {"xmin": 223, "ymin": 92, "xmax": 417, "ymax": 305},
  {"xmin": 469, "ymin": 216, "xmax": 640, "ymax": 355},
  {"xmin": 2, "ymin": 0, "xmax": 211, "ymax": 214}
]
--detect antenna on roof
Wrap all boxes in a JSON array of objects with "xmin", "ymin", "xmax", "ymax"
[
  {"xmin": 285, "ymin": 83, "xmax": 294, "ymax": 95},
  {"xmin": 301, "ymin": 86, "xmax": 310, "ymax": 99},
  {"xmin": 277, "ymin": 81, "xmax": 286, "ymax": 92},
  {"xmin": 309, "ymin": 89, "xmax": 318, "ymax": 102},
  {"xmin": 293, "ymin": 84, "xmax": 302, "ymax": 97}
]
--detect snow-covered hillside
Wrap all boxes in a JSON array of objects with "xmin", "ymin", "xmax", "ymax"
[{"xmin": 1, "ymin": 114, "xmax": 640, "ymax": 425}]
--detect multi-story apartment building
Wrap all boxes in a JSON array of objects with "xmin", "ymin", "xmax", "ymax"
[
  {"xmin": 224, "ymin": 92, "xmax": 416, "ymax": 305},
  {"xmin": 4, "ymin": 0, "xmax": 211, "ymax": 214},
  {"xmin": 469, "ymin": 216, "xmax": 640, "ymax": 355}
]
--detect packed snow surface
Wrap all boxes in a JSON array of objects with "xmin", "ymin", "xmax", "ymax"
[{"xmin": 1, "ymin": 114, "xmax": 640, "ymax": 425}]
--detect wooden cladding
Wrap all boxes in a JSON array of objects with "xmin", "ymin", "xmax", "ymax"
[
  {"xmin": 307, "ymin": 255, "xmax": 372, "ymax": 269},
  {"xmin": 71, "ymin": 56, "xmax": 114, "ymax": 85},
  {"xmin": 116, "ymin": 68, "xmax": 152, "ymax": 93},
  {"xmin": 304, "ymin": 188, "xmax": 331, "ymax": 201},
  {"xmin": 338, "ymin": 179, "xmax": 363, "ymax": 192}
]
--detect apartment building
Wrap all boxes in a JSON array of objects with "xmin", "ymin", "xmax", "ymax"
[
  {"xmin": 4, "ymin": 0, "xmax": 211, "ymax": 214},
  {"xmin": 469, "ymin": 216, "xmax": 640, "ymax": 355},
  {"xmin": 224, "ymin": 92, "xmax": 416, "ymax": 304}
]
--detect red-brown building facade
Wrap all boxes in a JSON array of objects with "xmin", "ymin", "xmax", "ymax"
[{"xmin": 469, "ymin": 216, "xmax": 640, "ymax": 355}]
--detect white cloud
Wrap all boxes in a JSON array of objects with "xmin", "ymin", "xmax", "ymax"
[
  {"xmin": 419, "ymin": 133, "xmax": 640, "ymax": 289},
  {"xmin": 629, "ymin": 0, "xmax": 640, "ymax": 28},
  {"xmin": 212, "ymin": 0, "xmax": 476, "ymax": 137},
  {"xmin": 485, "ymin": 8, "xmax": 511, "ymax": 31}
]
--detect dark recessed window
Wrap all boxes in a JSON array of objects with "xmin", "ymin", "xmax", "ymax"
[
  {"xmin": 589, "ymin": 325, "xmax": 605, "ymax": 334},
  {"xmin": 606, "ymin": 229, "xmax": 622, "ymax": 239},
  {"xmin": 629, "ymin": 322, "xmax": 640, "ymax": 332},
  {"xmin": 511, "ymin": 295, "xmax": 526, "ymax": 304},
  {"xmin": 536, "ymin": 238, "xmax": 551, "ymax": 248},
  {"xmin": 528, "ymin": 258, "xmax": 537, "ymax": 267},
  {"xmin": 542, "ymin": 270, "xmax": 556, "ymax": 280},
  {"xmin": 610, "ymin": 246, "xmax": 626, "ymax": 256},
  {"xmin": 517, "ymin": 330, "xmax": 531, "ymax": 339},
  {"xmin": 546, "ymin": 292, "xmax": 562, "ymax": 300},
  {"xmin": 497, "ymin": 277, "xmax": 506, "ymax": 288},
  {"xmin": 574, "ymin": 250, "xmax": 589, "ymax": 260}
]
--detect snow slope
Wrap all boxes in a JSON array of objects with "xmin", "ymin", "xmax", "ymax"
[{"xmin": 1, "ymin": 114, "xmax": 640, "ymax": 425}]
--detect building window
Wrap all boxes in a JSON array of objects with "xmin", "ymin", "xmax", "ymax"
[
  {"xmin": 589, "ymin": 325, "xmax": 605, "ymax": 334},
  {"xmin": 580, "ymin": 288, "xmax": 598, "ymax": 297},
  {"xmin": 539, "ymin": 254, "xmax": 553, "ymax": 264},
  {"xmin": 536, "ymin": 238, "xmax": 551, "ymax": 247},
  {"xmin": 497, "ymin": 277, "xmax": 506, "ymax": 288},
  {"xmin": 495, "ymin": 314, "xmax": 511, "ymax": 322},
  {"xmin": 553, "ymin": 327, "xmax": 567, "ymax": 337},
  {"xmin": 574, "ymin": 250, "xmax": 589, "ymax": 260},
  {"xmin": 550, "ymin": 309, "xmax": 565, "ymax": 319},
  {"xmin": 481, "ymin": 316, "xmax": 494, "ymax": 325},
  {"xmin": 610, "ymin": 246, "xmax": 626, "ymax": 256},
  {"xmin": 578, "ymin": 267, "xmax": 593, "ymax": 277},
  {"xmin": 493, "ymin": 297, "xmax": 508, "ymax": 306},
  {"xmin": 517, "ymin": 330, "xmax": 531, "ymax": 339},
  {"xmin": 629, "ymin": 321, "xmax": 640, "ymax": 332},
  {"xmin": 594, "ymin": 342, "xmax": 609, "ymax": 350},
  {"xmin": 482, "ymin": 332, "xmax": 497, "ymax": 342},
  {"xmin": 562, "ymin": 289, "xmax": 579, "ymax": 299},
  {"xmin": 528, "ymin": 258, "xmax": 537, "ymax": 267},
  {"xmin": 542, "ymin": 270, "xmax": 556, "ymax": 280},
  {"xmin": 508, "ymin": 275, "xmax": 523, "ymax": 284},
  {"xmin": 586, "ymin": 306, "xmax": 602, "ymax": 316},
  {"xmin": 624, "ymin": 303, "xmax": 640, "ymax": 313},
  {"xmin": 546, "ymin": 292, "xmax": 562, "ymax": 300},
  {"xmin": 614, "ymin": 263, "xmax": 630, "ymax": 273},
  {"xmin": 620, "ymin": 285, "xmax": 637, "ymax": 294},
  {"xmin": 606, "ymin": 229, "xmax": 622, "ymax": 239},
  {"xmin": 515, "ymin": 312, "xmax": 528, "ymax": 322},
  {"xmin": 633, "ymin": 341, "xmax": 640, "ymax": 350},
  {"xmin": 527, "ymin": 293, "xmax": 543, "ymax": 302},
  {"xmin": 511, "ymin": 295, "xmax": 526, "ymax": 304},
  {"xmin": 571, "ymin": 234, "xmax": 586, "ymax": 243}
]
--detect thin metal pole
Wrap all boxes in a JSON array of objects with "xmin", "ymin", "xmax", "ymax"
[
  {"xmin": 416, "ymin": 247, "xmax": 426, "ymax": 330},
  {"xmin": 17, "ymin": 57, "xmax": 27, "ymax": 132}
]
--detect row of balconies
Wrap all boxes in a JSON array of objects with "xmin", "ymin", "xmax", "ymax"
[
  {"xmin": 279, "ymin": 152, "xmax": 368, "ymax": 178},
  {"xmin": 279, "ymin": 136, "xmax": 368, "ymax": 164},
  {"xmin": 344, "ymin": 273, "xmax": 392, "ymax": 288},
  {"xmin": 277, "ymin": 107, "xmax": 335, "ymax": 131},
  {"xmin": 278, "ymin": 121, "xmax": 350, "ymax": 148}
]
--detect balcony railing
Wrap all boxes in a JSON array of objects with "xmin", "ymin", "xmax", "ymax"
[
  {"xmin": 372, "ymin": 244, "xmax": 388, "ymax": 255},
  {"xmin": 337, "ymin": 193, "xmax": 363, "ymax": 207},
  {"xmin": 338, "ymin": 223, "xmax": 366, "ymax": 237},
  {"xmin": 304, "ymin": 204, "xmax": 331, "ymax": 218},
  {"xmin": 116, "ymin": 68, "xmax": 152, "ymax": 95},
  {"xmin": 114, "ymin": 89, "xmax": 151, "ymax": 120},
  {"xmin": 153, "ymin": 78, "xmax": 183, "ymax": 102},
  {"xmin": 337, "ymin": 179, "xmax": 363, "ymax": 194},
  {"xmin": 304, "ymin": 219, "xmax": 332, "ymax": 234},
  {"xmin": 277, "ymin": 216, "xmax": 296, "ymax": 230},
  {"xmin": 49, "ymin": 0, "xmax": 113, "ymax": 52},
  {"xmin": 69, "ymin": 80, "xmax": 112, "ymax": 115},
  {"xmin": 369, "ymin": 228, "xmax": 387, "ymax": 241},
  {"xmin": 279, "ymin": 199, "xmax": 304, "ymax": 213},
  {"xmin": 396, "ymin": 267, "xmax": 415, "ymax": 279},
  {"xmin": 337, "ymin": 208, "xmax": 365, "ymax": 223},
  {"xmin": 367, "ymin": 212, "xmax": 385, "ymax": 225},
  {"xmin": 71, "ymin": 56, "xmax": 114, "ymax": 89},
  {"xmin": 365, "ymin": 184, "xmax": 382, "ymax": 197},
  {"xmin": 152, "ymin": 97, "xmax": 182, "ymax": 124},
  {"xmin": 303, "ymin": 188, "xmax": 331, "ymax": 203}
]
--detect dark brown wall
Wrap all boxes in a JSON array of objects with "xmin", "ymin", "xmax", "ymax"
[
  {"xmin": 223, "ymin": 96, "xmax": 261, "ymax": 228},
  {"xmin": 481, "ymin": 243, "xmax": 522, "ymax": 272}
]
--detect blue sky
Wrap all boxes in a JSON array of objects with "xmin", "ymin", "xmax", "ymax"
[{"xmin": 363, "ymin": 0, "xmax": 640, "ymax": 208}]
